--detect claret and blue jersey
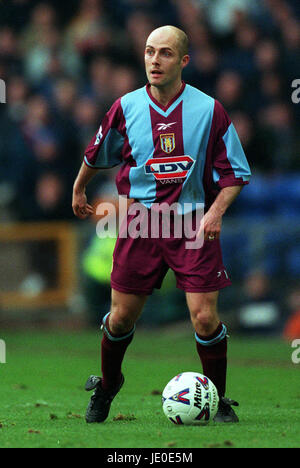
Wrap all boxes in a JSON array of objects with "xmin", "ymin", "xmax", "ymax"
[{"xmin": 84, "ymin": 82, "xmax": 251, "ymax": 213}]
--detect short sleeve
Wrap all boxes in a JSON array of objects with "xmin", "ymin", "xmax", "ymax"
[
  {"xmin": 212, "ymin": 100, "xmax": 251, "ymax": 188},
  {"xmin": 84, "ymin": 98, "xmax": 126, "ymax": 169}
]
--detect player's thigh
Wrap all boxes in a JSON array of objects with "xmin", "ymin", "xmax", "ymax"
[
  {"xmin": 109, "ymin": 288, "xmax": 147, "ymax": 333},
  {"xmin": 186, "ymin": 290, "xmax": 220, "ymax": 335}
]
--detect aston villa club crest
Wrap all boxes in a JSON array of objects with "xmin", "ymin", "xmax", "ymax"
[{"xmin": 160, "ymin": 133, "xmax": 175, "ymax": 153}]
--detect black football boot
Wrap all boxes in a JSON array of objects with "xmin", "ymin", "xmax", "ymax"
[
  {"xmin": 214, "ymin": 397, "xmax": 239, "ymax": 423},
  {"xmin": 85, "ymin": 374, "xmax": 124, "ymax": 423}
]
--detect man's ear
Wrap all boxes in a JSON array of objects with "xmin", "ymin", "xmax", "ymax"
[{"xmin": 181, "ymin": 54, "xmax": 190, "ymax": 69}]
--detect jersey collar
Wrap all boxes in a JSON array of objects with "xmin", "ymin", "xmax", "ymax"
[{"xmin": 146, "ymin": 81, "xmax": 186, "ymax": 112}]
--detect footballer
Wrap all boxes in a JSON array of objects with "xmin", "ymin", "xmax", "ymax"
[{"xmin": 72, "ymin": 25, "xmax": 251, "ymax": 423}]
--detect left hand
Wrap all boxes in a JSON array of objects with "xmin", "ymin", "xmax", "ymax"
[
  {"xmin": 197, "ymin": 208, "xmax": 222, "ymax": 241},
  {"xmin": 72, "ymin": 188, "xmax": 94, "ymax": 220}
]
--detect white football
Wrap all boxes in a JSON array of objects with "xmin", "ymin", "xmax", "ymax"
[{"xmin": 162, "ymin": 372, "xmax": 219, "ymax": 425}]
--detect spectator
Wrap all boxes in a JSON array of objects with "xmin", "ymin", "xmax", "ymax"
[
  {"xmin": 23, "ymin": 24, "xmax": 82, "ymax": 85},
  {"xmin": 259, "ymin": 101, "xmax": 296, "ymax": 172},
  {"xmin": 125, "ymin": 10, "xmax": 158, "ymax": 66},
  {"xmin": 0, "ymin": 75, "xmax": 33, "ymax": 220},
  {"xmin": 109, "ymin": 65, "xmax": 139, "ymax": 100},
  {"xmin": 220, "ymin": 21, "xmax": 258, "ymax": 77},
  {"xmin": 215, "ymin": 70, "xmax": 245, "ymax": 112},
  {"xmin": 111, "ymin": 0, "xmax": 178, "ymax": 27},
  {"xmin": 64, "ymin": 0, "xmax": 112, "ymax": 60},
  {"xmin": 73, "ymin": 96, "xmax": 101, "ymax": 152},
  {"xmin": 280, "ymin": 18, "xmax": 300, "ymax": 79},
  {"xmin": 6, "ymin": 75, "xmax": 29, "ymax": 123},
  {"xmin": 34, "ymin": 171, "xmax": 72, "ymax": 220},
  {"xmin": 254, "ymin": 39, "xmax": 281, "ymax": 74},
  {"xmin": 0, "ymin": 27, "xmax": 22, "ymax": 73},
  {"xmin": 51, "ymin": 77, "xmax": 78, "ymax": 115},
  {"xmin": 194, "ymin": 0, "xmax": 262, "ymax": 36},
  {"xmin": 86, "ymin": 56, "xmax": 116, "ymax": 106},
  {"xmin": 183, "ymin": 46, "xmax": 219, "ymax": 96},
  {"xmin": 21, "ymin": 2, "xmax": 57, "ymax": 54},
  {"xmin": 231, "ymin": 111, "xmax": 273, "ymax": 173}
]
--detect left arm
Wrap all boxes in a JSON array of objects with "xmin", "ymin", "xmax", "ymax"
[
  {"xmin": 199, "ymin": 100, "xmax": 251, "ymax": 241},
  {"xmin": 198, "ymin": 185, "xmax": 243, "ymax": 241}
]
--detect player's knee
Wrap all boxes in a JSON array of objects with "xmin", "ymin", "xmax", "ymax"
[
  {"xmin": 109, "ymin": 304, "xmax": 136, "ymax": 335},
  {"xmin": 190, "ymin": 297, "xmax": 218, "ymax": 334},
  {"xmin": 192, "ymin": 310, "xmax": 215, "ymax": 334}
]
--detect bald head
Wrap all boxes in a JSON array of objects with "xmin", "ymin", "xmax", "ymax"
[
  {"xmin": 146, "ymin": 25, "xmax": 189, "ymax": 59},
  {"xmin": 145, "ymin": 25, "xmax": 190, "ymax": 93}
]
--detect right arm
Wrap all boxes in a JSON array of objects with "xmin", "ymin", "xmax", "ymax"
[
  {"xmin": 72, "ymin": 162, "xmax": 99, "ymax": 219},
  {"xmin": 73, "ymin": 98, "xmax": 124, "ymax": 219}
]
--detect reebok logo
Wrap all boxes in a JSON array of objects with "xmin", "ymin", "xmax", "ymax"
[{"xmin": 157, "ymin": 122, "xmax": 177, "ymax": 131}]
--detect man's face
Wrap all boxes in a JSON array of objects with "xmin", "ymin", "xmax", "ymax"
[{"xmin": 145, "ymin": 29, "xmax": 188, "ymax": 89}]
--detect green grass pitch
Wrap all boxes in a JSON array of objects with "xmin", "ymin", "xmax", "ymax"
[{"xmin": 0, "ymin": 327, "xmax": 299, "ymax": 448}]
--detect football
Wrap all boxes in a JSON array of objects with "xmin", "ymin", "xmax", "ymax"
[{"xmin": 162, "ymin": 372, "xmax": 219, "ymax": 425}]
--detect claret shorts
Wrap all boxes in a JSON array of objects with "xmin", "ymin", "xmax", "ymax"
[{"xmin": 110, "ymin": 208, "xmax": 231, "ymax": 295}]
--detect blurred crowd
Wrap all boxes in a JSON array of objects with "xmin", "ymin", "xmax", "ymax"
[{"xmin": 0, "ymin": 0, "xmax": 299, "ymax": 223}]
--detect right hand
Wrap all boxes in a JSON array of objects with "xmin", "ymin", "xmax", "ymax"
[{"xmin": 72, "ymin": 188, "xmax": 94, "ymax": 219}]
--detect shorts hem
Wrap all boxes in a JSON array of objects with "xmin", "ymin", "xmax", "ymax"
[
  {"xmin": 176, "ymin": 280, "xmax": 232, "ymax": 293},
  {"xmin": 111, "ymin": 280, "xmax": 152, "ymax": 296}
]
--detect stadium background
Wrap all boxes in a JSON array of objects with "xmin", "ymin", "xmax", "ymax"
[{"xmin": 0, "ymin": 0, "xmax": 299, "ymax": 340}]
